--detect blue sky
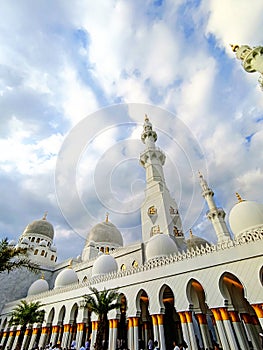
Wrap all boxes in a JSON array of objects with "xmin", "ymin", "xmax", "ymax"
[{"xmin": 0, "ymin": 0, "xmax": 263, "ymax": 261}]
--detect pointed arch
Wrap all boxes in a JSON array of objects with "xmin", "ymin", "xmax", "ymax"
[
  {"xmin": 186, "ymin": 278, "xmax": 208, "ymax": 313},
  {"xmin": 46, "ymin": 308, "xmax": 55, "ymax": 325},
  {"xmin": 58, "ymin": 305, "xmax": 66, "ymax": 324}
]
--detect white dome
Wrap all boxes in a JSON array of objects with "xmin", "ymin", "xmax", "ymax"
[
  {"xmin": 50, "ymin": 245, "xmax": 57, "ymax": 252},
  {"xmin": 54, "ymin": 268, "xmax": 78, "ymax": 289},
  {"xmin": 92, "ymin": 254, "xmax": 118, "ymax": 278},
  {"xmin": 8, "ymin": 240, "xmax": 16, "ymax": 246},
  {"xmin": 87, "ymin": 221, "xmax": 123, "ymax": 246},
  {"xmin": 146, "ymin": 234, "xmax": 178, "ymax": 261},
  {"xmin": 229, "ymin": 200, "xmax": 263, "ymax": 238},
  {"xmin": 39, "ymin": 240, "xmax": 48, "ymax": 247},
  {"xmin": 27, "ymin": 278, "xmax": 49, "ymax": 296}
]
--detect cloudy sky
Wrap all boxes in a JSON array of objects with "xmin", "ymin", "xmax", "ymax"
[{"xmin": 0, "ymin": 0, "xmax": 262, "ymax": 261}]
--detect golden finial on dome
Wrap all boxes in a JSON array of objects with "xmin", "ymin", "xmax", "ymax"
[
  {"xmin": 68, "ymin": 259, "xmax": 73, "ymax": 268},
  {"xmin": 189, "ymin": 229, "xmax": 193, "ymax": 239},
  {"xmin": 144, "ymin": 114, "xmax": 149, "ymax": 122},
  {"xmin": 235, "ymin": 192, "xmax": 244, "ymax": 203},
  {"xmin": 41, "ymin": 273, "xmax": 45, "ymax": 280},
  {"xmin": 42, "ymin": 211, "xmax": 48, "ymax": 220},
  {"xmin": 230, "ymin": 44, "xmax": 239, "ymax": 52},
  {"xmin": 105, "ymin": 212, "xmax": 109, "ymax": 222}
]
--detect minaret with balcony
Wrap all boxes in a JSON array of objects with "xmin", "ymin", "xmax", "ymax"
[
  {"xmin": 231, "ymin": 44, "xmax": 263, "ymax": 89},
  {"xmin": 140, "ymin": 115, "xmax": 186, "ymax": 251},
  {"xmin": 199, "ymin": 172, "xmax": 231, "ymax": 243}
]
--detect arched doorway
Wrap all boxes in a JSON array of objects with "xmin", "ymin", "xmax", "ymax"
[
  {"xmin": 136, "ymin": 290, "xmax": 153, "ymax": 350},
  {"xmin": 57, "ymin": 306, "xmax": 66, "ymax": 345},
  {"xmin": 46, "ymin": 308, "xmax": 55, "ymax": 346},
  {"xmin": 69, "ymin": 303, "xmax": 78, "ymax": 349},
  {"xmin": 117, "ymin": 294, "xmax": 128, "ymax": 348},
  {"xmin": 187, "ymin": 279, "xmax": 214, "ymax": 349},
  {"xmin": 160, "ymin": 285, "xmax": 183, "ymax": 350}
]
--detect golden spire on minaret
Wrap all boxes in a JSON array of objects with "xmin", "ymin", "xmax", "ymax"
[
  {"xmin": 235, "ymin": 192, "xmax": 244, "ymax": 203},
  {"xmin": 230, "ymin": 44, "xmax": 239, "ymax": 52},
  {"xmin": 189, "ymin": 229, "xmax": 193, "ymax": 239},
  {"xmin": 105, "ymin": 212, "xmax": 109, "ymax": 222},
  {"xmin": 42, "ymin": 211, "xmax": 48, "ymax": 220}
]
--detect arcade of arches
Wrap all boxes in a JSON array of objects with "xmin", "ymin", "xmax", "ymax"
[{"xmin": 1, "ymin": 272, "xmax": 263, "ymax": 350}]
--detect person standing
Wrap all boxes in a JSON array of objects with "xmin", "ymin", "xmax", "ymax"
[
  {"xmin": 148, "ymin": 338, "xmax": 153, "ymax": 350},
  {"xmin": 172, "ymin": 341, "xmax": 180, "ymax": 350}
]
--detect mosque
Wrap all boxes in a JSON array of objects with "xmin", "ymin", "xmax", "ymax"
[{"xmin": 0, "ymin": 116, "xmax": 262, "ymax": 350}]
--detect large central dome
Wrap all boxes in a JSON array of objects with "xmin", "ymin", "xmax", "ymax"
[
  {"xmin": 88, "ymin": 221, "xmax": 123, "ymax": 246},
  {"xmin": 23, "ymin": 217, "xmax": 54, "ymax": 240}
]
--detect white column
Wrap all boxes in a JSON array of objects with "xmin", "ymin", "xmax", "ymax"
[
  {"xmin": 76, "ymin": 323, "xmax": 85, "ymax": 349},
  {"xmin": 1, "ymin": 327, "xmax": 9, "ymax": 349},
  {"xmin": 211, "ymin": 309, "xmax": 230, "ymax": 350},
  {"xmin": 28, "ymin": 326, "xmax": 40, "ymax": 350},
  {"xmin": 61, "ymin": 324, "xmax": 71, "ymax": 349},
  {"xmin": 228, "ymin": 311, "xmax": 250, "ymax": 349},
  {"xmin": 21, "ymin": 327, "xmax": 31, "ymax": 350},
  {"xmin": 178, "ymin": 313, "xmax": 190, "ymax": 350},
  {"xmin": 151, "ymin": 315, "xmax": 159, "ymax": 345},
  {"xmin": 220, "ymin": 308, "xmax": 239, "ymax": 350},
  {"xmin": 241, "ymin": 313, "xmax": 262, "ymax": 350},
  {"xmin": 50, "ymin": 325, "xmax": 60, "ymax": 346},
  {"xmin": 38, "ymin": 326, "xmax": 49, "ymax": 349},
  {"xmin": 127, "ymin": 318, "xmax": 134, "ymax": 350},
  {"xmin": 5, "ymin": 327, "xmax": 16, "ymax": 350},
  {"xmin": 90, "ymin": 322, "xmax": 97, "ymax": 350},
  {"xmin": 133, "ymin": 318, "xmax": 139, "ymax": 350},
  {"xmin": 11, "ymin": 327, "xmax": 21, "ymax": 350},
  {"xmin": 111, "ymin": 320, "xmax": 118, "ymax": 350},
  {"xmin": 108, "ymin": 320, "xmax": 114, "ymax": 350},
  {"xmin": 195, "ymin": 314, "xmax": 212, "ymax": 349},
  {"xmin": 185, "ymin": 312, "xmax": 198, "ymax": 350},
  {"xmin": 157, "ymin": 315, "xmax": 165, "ymax": 350}
]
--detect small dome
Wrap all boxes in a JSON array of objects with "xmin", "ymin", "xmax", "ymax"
[
  {"xmin": 186, "ymin": 234, "xmax": 210, "ymax": 250},
  {"xmin": 50, "ymin": 245, "xmax": 57, "ymax": 252},
  {"xmin": 92, "ymin": 254, "xmax": 118, "ymax": 277},
  {"xmin": 145, "ymin": 234, "xmax": 178, "ymax": 261},
  {"xmin": 229, "ymin": 199, "xmax": 263, "ymax": 238},
  {"xmin": 23, "ymin": 215, "xmax": 54, "ymax": 240},
  {"xmin": 39, "ymin": 240, "xmax": 48, "ymax": 247},
  {"xmin": 21, "ymin": 237, "xmax": 30, "ymax": 245},
  {"xmin": 87, "ymin": 221, "xmax": 123, "ymax": 246},
  {"xmin": 54, "ymin": 268, "xmax": 78, "ymax": 289},
  {"xmin": 27, "ymin": 278, "xmax": 49, "ymax": 296},
  {"xmin": 8, "ymin": 240, "xmax": 16, "ymax": 246}
]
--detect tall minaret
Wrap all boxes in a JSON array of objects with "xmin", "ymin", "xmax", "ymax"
[
  {"xmin": 231, "ymin": 44, "xmax": 263, "ymax": 90},
  {"xmin": 140, "ymin": 115, "xmax": 186, "ymax": 251},
  {"xmin": 199, "ymin": 172, "xmax": 231, "ymax": 243}
]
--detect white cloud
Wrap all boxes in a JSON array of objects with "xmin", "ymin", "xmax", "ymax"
[{"xmin": 202, "ymin": 0, "xmax": 263, "ymax": 48}]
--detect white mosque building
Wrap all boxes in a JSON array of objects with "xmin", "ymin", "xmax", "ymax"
[{"xmin": 0, "ymin": 116, "xmax": 262, "ymax": 350}]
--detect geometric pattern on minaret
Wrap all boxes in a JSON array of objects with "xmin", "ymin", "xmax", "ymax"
[
  {"xmin": 198, "ymin": 171, "xmax": 232, "ymax": 243},
  {"xmin": 140, "ymin": 115, "xmax": 186, "ymax": 251}
]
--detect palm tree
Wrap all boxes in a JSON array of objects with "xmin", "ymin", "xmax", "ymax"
[
  {"xmin": 83, "ymin": 287, "xmax": 121, "ymax": 350},
  {"xmin": 0, "ymin": 237, "xmax": 39, "ymax": 273},
  {"xmin": 9, "ymin": 300, "xmax": 45, "ymax": 349}
]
